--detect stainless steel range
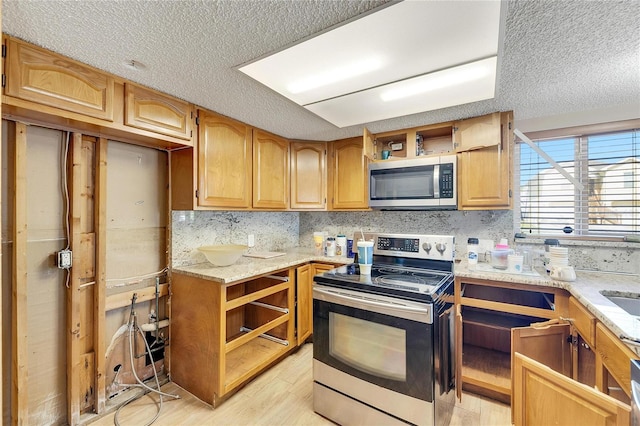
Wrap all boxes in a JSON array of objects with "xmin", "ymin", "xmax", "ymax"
[{"xmin": 312, "ymin": 233, "xmax": 455, "ymax": 426}]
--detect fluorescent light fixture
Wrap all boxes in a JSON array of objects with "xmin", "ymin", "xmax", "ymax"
[
  {"xmin": 288, "ymin": 57, "xmax": 383, "ymax": 94},
  {"xmin": 305, "ymin": 57, "xmax": 498, "ymax": 128},
  {"xmin": 380, "ymin": 59, "xmax": 495, "ymax": 102},
  {"xmin": 238, "ymin": 1, "xmax": 503, "ymax": 127}
]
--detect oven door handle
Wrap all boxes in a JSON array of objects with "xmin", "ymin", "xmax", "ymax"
[{"xmin": 314, "ymin": 286, "xmax": 432, "ymax": 323}]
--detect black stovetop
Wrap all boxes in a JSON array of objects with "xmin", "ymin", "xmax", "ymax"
[{"xmin": 313, "ymin": 258, "xmax": 453, "ymax": 303}]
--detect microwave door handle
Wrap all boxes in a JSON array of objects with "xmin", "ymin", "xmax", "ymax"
[{"xmin": 433, "ymin": 164, "xmax": 440, "ymax": 198}]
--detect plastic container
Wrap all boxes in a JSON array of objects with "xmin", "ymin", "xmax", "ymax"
[
  {"xmin": 490, "ymin": 239, "xmax": 514, "ymax": 270},
  {"xmin": 326, "ymin": 237, "xmax": 336, "ymax": 257},
  {"xmin": 313, "ymin": 232, "xmax": 324, "ymax": 255},
  {"xmin": 336, "ymin": 234, "xmax": 347, "ymax": 256},
  {"xmin": 467, "ymin": 237, "xmax": 479, "ymax": 268},
  {"xmin": 357, "ymin": 240, "xmax": 374, "ymax": 275}
]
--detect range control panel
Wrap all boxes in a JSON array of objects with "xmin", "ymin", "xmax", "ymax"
[{"xmin": 355, "ymin": 233, "xmax": 455, "ymax": 261}]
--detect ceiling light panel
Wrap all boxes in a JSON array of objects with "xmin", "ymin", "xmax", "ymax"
[
  {"xmin": 240, "ymin": 1, "xmax": 502, "ymax": 104},
  {"xmin": 305, "ymin": 57, "xmax": 497, "ymax": 128}
]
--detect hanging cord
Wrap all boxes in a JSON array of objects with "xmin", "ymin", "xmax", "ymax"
[
  {"xmin": 60, "ymin": 131, "xmax": 71, "ymax": 288},
  {"xmin": 114, "ymin": 295, "xmax": 179, "ymax": 426}
]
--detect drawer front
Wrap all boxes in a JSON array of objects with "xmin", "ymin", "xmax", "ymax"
[{"xmin": 569, "ymin": 297, "xmax": 597, "ymax": 347}]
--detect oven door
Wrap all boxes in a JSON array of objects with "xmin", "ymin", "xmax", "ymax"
[{"xmin": 313, "ymin": 284, "xmax": 434, "ymax": 402}]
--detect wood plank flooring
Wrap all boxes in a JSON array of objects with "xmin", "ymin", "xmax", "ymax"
[{"xmin": 90, "ymin": 343, "xmax": 511, "ymax": 425}]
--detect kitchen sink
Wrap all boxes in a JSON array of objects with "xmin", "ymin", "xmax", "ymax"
[{"xmin": 601, "ymin": 291, "xmax": 640, "ymax": 316}]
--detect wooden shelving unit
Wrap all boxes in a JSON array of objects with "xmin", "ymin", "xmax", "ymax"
[{"xmin": 171, "ymin": 268, "xmax": 296, "ymax": 407}]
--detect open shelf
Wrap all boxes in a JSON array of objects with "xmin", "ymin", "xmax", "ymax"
[
  {"xmin": 224, "ymin": 335, "xmax": 289, "ymax": 393},
  {"xmin": 462, "ymin": 343, "xmax": 511, "ymax": 401}
]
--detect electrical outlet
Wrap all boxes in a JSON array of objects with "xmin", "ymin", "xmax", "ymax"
[
  {"xmin": 57, "ymin": 249, "xmax": 73, "ymax": 269},
  {"xmin": 248, "ymin": 234, "xmax": 255, "ymax": 247}
]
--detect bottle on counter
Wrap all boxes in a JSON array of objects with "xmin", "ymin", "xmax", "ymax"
[
  {"xmin": 336, "ymin": 234, "xmax": 347, "ymax": 256},
  {"xmin": 467, "ymin": 238, "xmax": 479, "ymax": 268},
  {"xmin": 326, "ymin": 237, "xmax": 336, "ymax": 257}
]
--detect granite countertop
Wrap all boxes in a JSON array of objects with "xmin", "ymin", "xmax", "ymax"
[
  {"xmin": 171, "ymin": 248, "xmax": 353, "ymax": 284},
  {"xmin": 455, "ymin": 260, "xmax": 640, "ymax": 355},
  {"xmin": 172, "ymin": 250, "xmax": 640, "ymax": 355}
]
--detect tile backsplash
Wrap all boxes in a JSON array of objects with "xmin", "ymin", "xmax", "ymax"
[{"xmin": 172, "ymin": 210, "xmax": 639, "ymax": 274}]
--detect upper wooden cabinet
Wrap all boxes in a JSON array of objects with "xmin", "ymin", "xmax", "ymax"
[
  {"xmin": 5, "ymin": 36, "xmax": 115, "ymax": 121},
  {"xmin": 124, "ymin": 83, "xmax": 193, "ymax": 140},
  {"xmin": 457, "ymin": 111, "xmax": 513, "ymax": 210},
  {"xmin": 290, "ymin": 142, "xmax": 326, "ymax": 210},
  {"xmin": 329, "ymin": 136, "xmax": 369, "ymax": 210},
  {"xmin": 253, "ymin": 129, "xmax": 289, "ymax": 209},
  {"xmin": 197, "ymin": 110, "xmax": 252, "ymax": 208},
  {"xmin": 452, "ymin": 112, "xmax": 501, "ymax": 152}
]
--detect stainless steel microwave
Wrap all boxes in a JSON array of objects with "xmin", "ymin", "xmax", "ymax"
[{"xmin": 368, "ymin": 154, "xmax": 457, "ymax": 210}]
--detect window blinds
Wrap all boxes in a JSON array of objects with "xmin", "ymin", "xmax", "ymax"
[{"xmin": 518, "ymin": 130, "xmax": 639, "ymax": 237}]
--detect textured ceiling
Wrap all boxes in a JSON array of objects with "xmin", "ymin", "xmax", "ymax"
[{"xmin": 3, "ymin": 0, "xmax": 640, "ymax": 141}]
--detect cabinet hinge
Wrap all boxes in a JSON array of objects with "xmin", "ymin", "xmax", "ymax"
[
  {"xmin": 1, "ymin": 74, "xmax": 5, "ymax": 88},
  {"xmin": 195, "ymin": 189, "xmax": 199, "ymax": 198},
  {"xmin": 190, "ymin": 130, "xmax": 193, "ymax": 138},
  {"xmin": 190, "ymin": 111, "xmax": 194, "ymax": 119},
  {"xmin": 508, "ymin": 121, "xmax": 512, "ymax": 130},
  {"xmin": 1, "ymin": 43, "xmax": 6, "ymax": 58},
  {"xmin": 195, "ymin": 116, "xmax": 200, "ymax": 126},
  {"xmin": 508, "ymin": 189, "xmax": 513, "ymax": 198},
  {"xmin": 453, "ymin": 126, "xmax": 458, "ymax": 133}
]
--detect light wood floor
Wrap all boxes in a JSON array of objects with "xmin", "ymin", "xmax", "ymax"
[{"xmin": 90, "ymin": 343, "xmax": 511, "ymax": 425}]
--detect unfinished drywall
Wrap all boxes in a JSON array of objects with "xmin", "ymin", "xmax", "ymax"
[
  {"xmin": 24, "ymin": 124, "xmax": 68, "ymax": 425},
  {"xmin": 104, "ymin": 141, "xmax": 169, "ymax": 400}
]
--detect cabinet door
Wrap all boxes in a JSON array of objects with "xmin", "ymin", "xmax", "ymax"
[
  {"xmin": 457, "ymin": 111, "xmax": 512, "ymax": 210},
  {"xmin": 253, "ymin": 130, "xmax": 289, "ymax": 209},
  {"xmin": 595, "ymin": 322, "xmax": 639, "ymax": 399},
  {"xmin": 296, "ymin": 264, "xmax": 312, "ymax": 345},
  {"xmin": 452, "ymin": 112, "xmax": 501, "ymax": 152},
  {"xmin": 513, "ymin": 353, "xmax": 630, "ymax": 426},
  {"xmin": 5, "ymin": 36, "xmax": 114, "ymax": 121},
  {"xmin": 290, "ymin": 142, "xmax": 326, "ymax": 210},
  {"xmin": 197, "ymin": 110, "xmax": 252, "ymax": 208},
  {"xmin": 512, "ymin": 323, "xmax": 572, "ymax": 378},
  {"xmin": 124, "ymin": 83, "xmax": 193, "ymax": 140},
  {"xmin": 329, "ymin": 137, "xmax": 369, "ymax": 210}
]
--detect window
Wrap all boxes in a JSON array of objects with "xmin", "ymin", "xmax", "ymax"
[{"xmin": 518, "ymin": 128, "xmax": 639, "ymax": 237}]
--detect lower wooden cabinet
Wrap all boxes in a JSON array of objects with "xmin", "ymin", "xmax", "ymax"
[
  {"xmin": 296, "ymin": 264, "xmax": 313, "ymax": 345},
  {"xmin": 454, "ymin": 277, "xmax": 565, "ymax": 403},
  {"xmin": 512, "ymin": 353, "xmax": 630, "ymax": 426},
  {"xmin": 595, "ymin": 321, "xmax": 639, "ymax": 402},
  {"xmin": 171, "ymin": 269, "xmax": 295, "ymax": 407}
]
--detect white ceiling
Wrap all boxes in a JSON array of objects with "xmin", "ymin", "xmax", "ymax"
[{"xmin": 3, "ymin": 0, "xmax": 640, "ymax": 141}]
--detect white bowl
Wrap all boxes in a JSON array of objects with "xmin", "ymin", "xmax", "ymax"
[{"xmin": 198, "ymin": 244, "xmax": 248, "ymax": 266}]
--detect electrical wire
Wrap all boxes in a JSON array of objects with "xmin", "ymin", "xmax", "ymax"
[
  {"xmin": 60, "ymin": 131, "xmax": 71, "ymax": 288},
  {"xmin": 106, "ymin": 268, "xmax": 169, "ymax": 286},
  {"xmin": 114, "ymin": 310, "xmax": 179, "ymax": 426}
]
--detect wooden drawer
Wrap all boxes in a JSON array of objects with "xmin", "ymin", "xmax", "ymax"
[
  {"xmin": 5, "ymin": 36, "xmax": 114, "ymax": 121},
  {"xmin": 124, "ymin": 83, "xmax": 193, "ymax": 140},
  {"xmin": 569, "ymin": 296, "xmax": 597, "ymax": 347},
  {"xmin": 596, "ymin": 322, "xmax": 638, "ymax": 397}
]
